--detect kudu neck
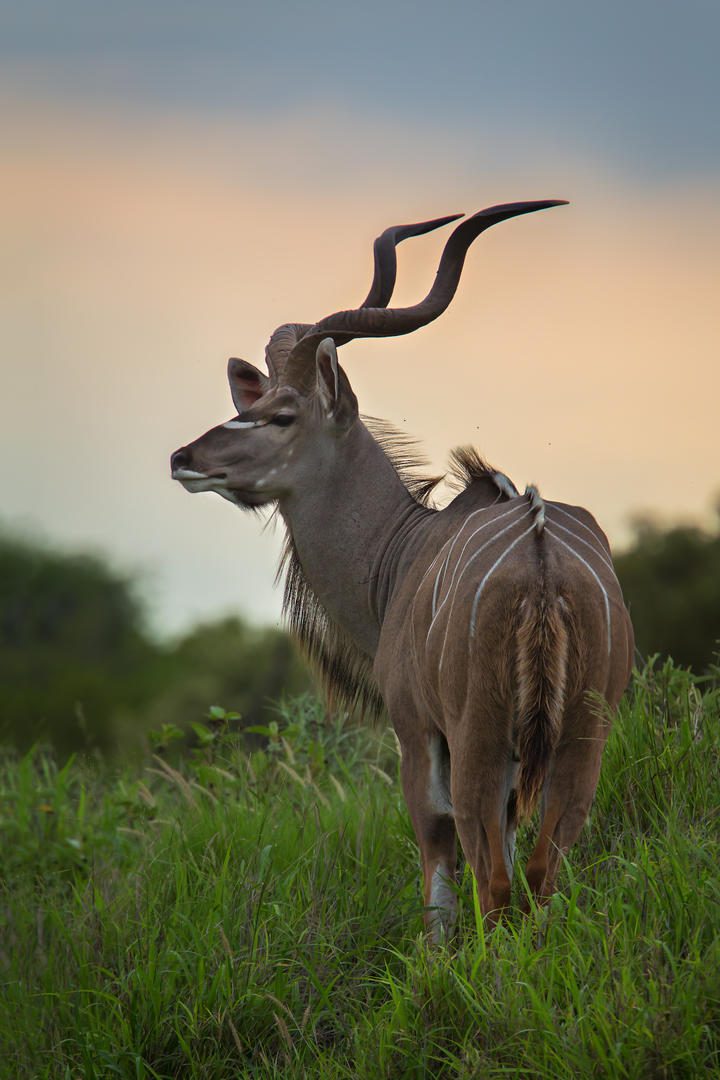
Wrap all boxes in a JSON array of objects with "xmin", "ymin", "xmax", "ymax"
[{"xmin": 279, "ymin": 419, "xmax": 432, "ymax": 657}]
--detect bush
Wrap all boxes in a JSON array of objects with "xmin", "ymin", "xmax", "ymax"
[
  {"xmin": 615, "ymin": 516, "xmax": 720, "ymax": 671},
  {"xmin": 0, "ymin": 531, "xmax": 165, "ymax": 754},
  {"xmin": 0, "ymin": 530, "xmax": 312, "ymax": 757}
]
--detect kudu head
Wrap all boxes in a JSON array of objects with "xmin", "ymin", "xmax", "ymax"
[{"xmin": 170, "ymin": 201, "xmax": 567, "ymax": 507}]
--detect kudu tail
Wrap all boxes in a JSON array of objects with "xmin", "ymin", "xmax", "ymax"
[{"xmin": 514, "ymin": 594, "xmax": 569, "ymax": 820}]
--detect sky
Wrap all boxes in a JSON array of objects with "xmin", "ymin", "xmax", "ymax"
[{"xmin": 1, "ymin": 1, "xmax": 719, "ymax": 637}]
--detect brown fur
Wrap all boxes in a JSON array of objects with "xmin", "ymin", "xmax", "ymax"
[
  {"xmin": 280, "ymin": 419, "xmax": 444, "ymax": 717},
  {"xmin": 173, "ymin": 202, "xmax": 634, "ymax": 940},
  {"xmin": 278, "ymin": 430, "xmax": 514, "ymax": 719}
]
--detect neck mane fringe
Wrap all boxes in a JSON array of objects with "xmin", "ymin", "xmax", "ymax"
[{"xmin": 277, "ymin": 420, "xmax": 513, "ymax": 721}]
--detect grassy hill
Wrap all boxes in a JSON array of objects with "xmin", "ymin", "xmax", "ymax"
[{"xmin": 1, "ymin": 662, "xmax": 718, "ymax": 1078}]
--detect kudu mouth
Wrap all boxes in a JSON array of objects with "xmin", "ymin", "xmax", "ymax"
[
  {"xmin": 172, "ymin": 467, "xmax": 211, "ymax": 481},
  {"xmin": 170, "ymin": 446, "xmax": 229, "ymax": 491},
  {"xmin": 171, "ymin": 451, "xmax": 269, "ymax": 506},
  {"xmin": 172, "ymin": 469, "xmax": 228, "ymax": 494}
]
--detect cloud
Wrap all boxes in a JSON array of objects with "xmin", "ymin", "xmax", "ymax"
[{"xmin": 2, "ymin": 99, "xmax": 718, "ymax": 633}]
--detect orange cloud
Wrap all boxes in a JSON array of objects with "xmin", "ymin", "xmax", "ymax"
[{"xmin": 2, "ymin": 99, "xmax": 718, "ymax": 631}]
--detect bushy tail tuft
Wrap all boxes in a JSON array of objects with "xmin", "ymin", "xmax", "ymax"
[{"xmin": 515, "ymin": 595, "xmax": 569, "ymax": 819}]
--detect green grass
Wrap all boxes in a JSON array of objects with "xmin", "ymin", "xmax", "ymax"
[{"xmin": 1, "ymin": 664, "xmax": 719, "ymax": 1078}]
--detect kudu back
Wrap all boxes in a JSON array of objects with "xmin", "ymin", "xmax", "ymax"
[{"xmin": 172, "ymin": 201, "xmax": 634, "ymax": 939}]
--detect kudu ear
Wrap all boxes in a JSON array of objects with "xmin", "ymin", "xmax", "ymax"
[
  {"xmin": 315, "ymin": 338, "xmax": 358, "ymax": 427},
  {"xmin": 227, "ymin": 358, "xmax": 269, "ymax": 412}
]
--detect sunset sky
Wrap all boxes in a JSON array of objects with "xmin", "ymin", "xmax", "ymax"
[{"xmin": 2, "ymin": 2, "xmax": 719, "ymax": 637}]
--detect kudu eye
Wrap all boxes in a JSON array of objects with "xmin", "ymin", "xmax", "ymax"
[{"xmin": 270, "ymin": 412, "xmax": 295, "ymax": 428}]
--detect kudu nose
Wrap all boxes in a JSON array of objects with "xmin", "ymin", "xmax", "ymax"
[{"xmin": 171, "ymin": 447, "xmax": 191, "ymax": 473}]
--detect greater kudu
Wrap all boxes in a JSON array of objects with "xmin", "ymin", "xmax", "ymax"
[{"xmin": 171, "ymin": 202, "xmax": 634, "ymax": 939}]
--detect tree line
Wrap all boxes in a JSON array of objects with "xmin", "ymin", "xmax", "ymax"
[
  {"xmin": 0, "ymin": 531, "xmax": 310, "ymax": 755},
  {"xmin": 614, "ymin": 514, "xmax": 720, "ymax": 674},
  {"xmin": 0, "ymin": 513, "xmax": 718, "ymax": 755}
]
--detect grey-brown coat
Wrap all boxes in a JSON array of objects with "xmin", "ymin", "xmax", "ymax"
[{"xmin": 171, "ymin": 202, "xmax": 634, "ymax": 939}]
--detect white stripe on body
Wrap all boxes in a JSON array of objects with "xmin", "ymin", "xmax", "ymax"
[
  {"xmin": 545, "ymin": 527, "xmax": 612, "ymax": 655},
  {"xmin": 550, "ymin": 505, "xmax": 611, "ymax": 553},
  {"xmin": 469, "ymin": 523, "xmax": 537, "ymax": 637},
  {"xmin": 434, "ymin": 509, "xmax": 532, "ymax": 669},
  {"xmin": 430, "ymin": 494, "xmax": 504, "ymax": 616},
  {"xmin": 429, "ymin": 501, "xmax": 529, "ymax": 633},
  {"xmin": 418, "ymin": 535, "xmax": 456, "ymax": 601},
  {"xmin": 546, "ymin": 517, "xmax": 617, "ymax": 577},
  {"xmin": 409, "ymin": 532, "xmax": 463, "ymax": 679},
  {"xmin": 410, "ymin": 533, "xmax": 458, "ymax": 640},
  {"xmin": 429, "ymin": 511, "xmax": 531, "ymax": 652}
]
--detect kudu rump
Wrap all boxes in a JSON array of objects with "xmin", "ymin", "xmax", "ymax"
[{"xmin": 172, "ymin": 201, "xmax": 634, "ymax": 939}]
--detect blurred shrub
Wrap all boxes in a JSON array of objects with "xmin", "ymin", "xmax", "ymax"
[
  {"xmin": 136, "ymin": 617, "xmax": 311, "ymax": 740},
  {"xmin": 615, "ymin": 514, "xmax": 720, "ymax": 671},
  {"xmin": 0, "ymin": 531, "xmax": 165, "ymax": 754},
  {"xmin": 0, "ymin": 529, "xmax": 312, "ymax": 757}
]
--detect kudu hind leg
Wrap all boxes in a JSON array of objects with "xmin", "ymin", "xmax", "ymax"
[
  {"xmin": 524, "ymin": 701, "xmax": 609, "ymax": 906},
  {"xmin": 398, "ymin": 733, "xmax": 458, "ymax": 942},
  {"xmin": 450, "ymin": 719, "xmax": 518, "ymax": 927}
]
